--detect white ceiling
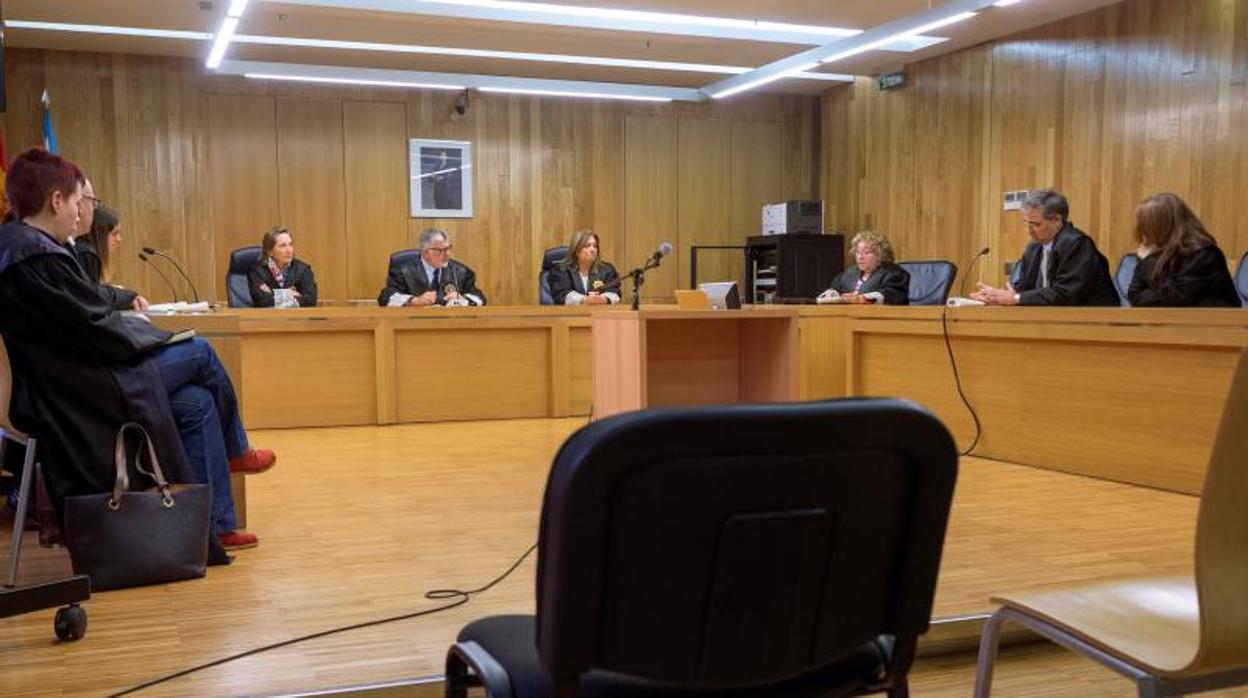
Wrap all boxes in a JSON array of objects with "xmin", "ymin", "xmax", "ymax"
[{"xmin": 3, "ymin": 0, "xmax": 1122, "ymax": 100}]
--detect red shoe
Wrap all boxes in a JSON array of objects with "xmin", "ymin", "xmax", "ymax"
[
  {"xmin": 217, "ymin": 530, "xmax": 259, "ymax": 550},
  {"xmin": 229, "ymin": 448, "xmax": 276, "ymax": 475}
]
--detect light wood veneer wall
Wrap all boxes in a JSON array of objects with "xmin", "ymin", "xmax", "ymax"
[
  {"xmin": 1, "ymin": 48, "xmax": 815, "ymax": 304},
  {"xmin": 822, "ymin": 0, "xmax": 1248, "ymax": 288}
]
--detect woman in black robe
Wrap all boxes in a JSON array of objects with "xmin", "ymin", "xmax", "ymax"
[
  {"xmin": 548, "ymin": 229, "xmax": 621, "ymax": 305},
  {"xmin": 72, "ymin": 203, "xmax": 148, "ymax": 312},
  {"xmin": 0, "ymin": 150, "xmax": 192, "ymax": 512},
  {"xmin": 818, "ymin": 230, "xmax": 911, "ymax": 305},
  {"xmin": 247, "ymin": 225, "xmax": 318, "ymax": 307},
  {"xmin": 1127, "ymin": 193, "xmax": 1241, "ymax": 307}
]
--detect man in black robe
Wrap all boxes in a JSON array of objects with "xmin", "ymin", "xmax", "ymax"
[
  {"xmin": 378, "ymin": 228, "xmax": 487, "ymax": 306},
  {"xmin": 972, "ymin": 188, "xmax": 1119, "ymax": 306}
]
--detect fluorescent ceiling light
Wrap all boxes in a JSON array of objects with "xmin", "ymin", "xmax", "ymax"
[
  {"xmin": 478, "ymin": 86, "xmax": 670, "ymax": 102},
  {"xmin": 271, "ymin": 0, "xmax": 946, "ymax": 50},
  {"xmin": 994, "ymin": 0, "xmax": 1023, "ymax": 6},
  {"xmin": 710, "ymin": 62, "xmax": 819, "ymax": 100},
  {"xmin": 3, "ymin": 20, "xmax": 208, "ymax": 40},
  {"xmin": 227, "ymin": 0, "xmax": 252, "ymax": 16},
  {"xmin": 232, "ymin": 34, "xmax": 851, "ymax": 82},
  {"xmin": 206, "ymin": 17, "xmax": 240, "ymax": 68},
  {"xmin": 246, "ymin": 72, "xmax": 465, "ymax": 90},
  {"xmin": 821, "ymin": 12, "xmax": 977, "ymax": 64}
]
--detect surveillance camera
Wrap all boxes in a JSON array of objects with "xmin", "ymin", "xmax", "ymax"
[{"xmin": 451, "ymin": 90, "xmax": 470, "ymax": 119}]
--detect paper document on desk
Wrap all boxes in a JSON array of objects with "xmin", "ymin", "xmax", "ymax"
[
  {"xmin": 946, "ymin": 297, "xmax": 986, "ymax": 307},
  {"xmin": 147, "ymin": 301, "xmax": 212, "ymax": 314}
]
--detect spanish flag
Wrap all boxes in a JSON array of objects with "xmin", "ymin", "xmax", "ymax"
[{"xmin": 0, "ymin": 131, "xmax": 8, "ymax": 220}]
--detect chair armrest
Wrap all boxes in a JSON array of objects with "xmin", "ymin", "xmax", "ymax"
[{"xmin": 446, "ymin": 640, "xmax": 514, "ymax": 698}]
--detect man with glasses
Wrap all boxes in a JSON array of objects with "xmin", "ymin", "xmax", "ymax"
[
  {"xmin": 379, "ymin": 227, "xmax": 487, "ymax": 307},
  {"xmin": 972, "ymin": 188, "xmax": 1118, "ymax": 306}
]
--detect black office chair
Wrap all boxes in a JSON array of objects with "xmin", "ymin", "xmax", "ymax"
[
  {"xmin": 446, "ymin": 398, "xmax": 959, "ymax": 698},
  {"xmin": 1114, "ymin": 253, "xmax": 1139, "ymax": 307},
  {"xmin": 1008, "ymin": 259, "xmax": 1023, "ymax": 290},
  {"xmin": 225, "ymin": 246, "xmax": 263, "ymax": 308},
  {"xmin": 539, "ymin": 246, "xmax": 569, "ymax": 305},
  {"xmin": 1236, "ymin": 251, "xmax": 1248, "ymax": 307},
  {"xmin": 899, "ymin": 261, "xmax": 957, "ymax": 305}
]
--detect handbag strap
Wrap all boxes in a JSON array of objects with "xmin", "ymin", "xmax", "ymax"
[{"xmin": 111, "ymin": 422, "xmax": 173, "ymax": 506}]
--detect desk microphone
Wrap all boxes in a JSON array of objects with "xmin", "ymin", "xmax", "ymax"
[
  {"xmin": 138, "ymin": 252, "xmax": 179, "ymax": 302},
  {"xmin": 142, "ymin": 246, "xmax": 200, "ymax": 303},
  {"xmin": 648, "ymin": 242, "xmax": 674, "ymax": 268},
  {"xmin": 960, "ymin": 246, "xmax": 991, "ymax": 298}
]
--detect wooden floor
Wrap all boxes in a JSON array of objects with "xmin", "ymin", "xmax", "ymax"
[{"xmin": 0, "ymin": 417, "xmax": 1229, "ymax": 696}]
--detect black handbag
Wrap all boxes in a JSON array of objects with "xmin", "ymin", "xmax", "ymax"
[{"xmin": 63, "ymin": 422, "xmax": 211, "ymax": 591}]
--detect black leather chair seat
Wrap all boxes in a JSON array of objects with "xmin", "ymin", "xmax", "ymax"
[{"xmin": 457, "ymin": 615, "xmax": 888, "ymax": 698}]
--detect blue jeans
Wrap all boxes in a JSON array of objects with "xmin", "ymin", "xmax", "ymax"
[{"xmin": 152, "ymin": 337, "xmax": 250, "ymax": 533}]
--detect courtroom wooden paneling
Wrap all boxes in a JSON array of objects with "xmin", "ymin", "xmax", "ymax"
[
  {"xmin": 241, "ymin": 330, "xmax": 378, "ymax": 428},
  {"xmin": 1, "ymin": 47, "xmax": 816, "ymax": 307},
  {"xmin": 822, "ymin": 0, "xmax": 1248, "ymax": 290}
]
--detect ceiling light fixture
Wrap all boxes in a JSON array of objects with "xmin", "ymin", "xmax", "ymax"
[
  {"xmin": 820, "ymin": 12, "xmax": 977, "ymax": 65},
  {"xmin": 207, "ymin": 0, "xmax": 251, "ymax": 69},
  {"xmin": 245, "ymin": 72, "xmax": 466, "ymax": 90},
  {"xmin": 2, "ymin": 20, "xmax": 208, "ymax": 40},
  {"xmin": 477, "ymin": 86, "xmax": 670, "ymax": 102}
]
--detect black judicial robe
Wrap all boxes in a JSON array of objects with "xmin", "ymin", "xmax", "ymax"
[
  {"xmin": 547, "ymin": 261, "xmax": 621, "ymax": 304},
  {"xmin": 0, "ymin": 221, "xmax": 194, "ymax": 512},
  {"xmin": 1127, "ymin": 244, "xmax": 1241, "ymax": 307},
  {"xmin": 71, "ymin": 237, "xmax": 138, "ymax": 311},
  {"xmin": 828, "ymin": 262, "xmax": 911, "ymax": 305},
  {"xmin": 377, "ymin": 257, "xmax": 487, "ymax": 306},
  {"xmin": 1013, "ymin": 223, "xmax": 1120, "ymax": 306},
  {"xmin": 247, "ymin": 258, "xmax": 319, "ymax": 308}
]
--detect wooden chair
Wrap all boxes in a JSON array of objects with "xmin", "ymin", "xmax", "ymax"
[
  {"xmin": 0, "ymin": 335, "xmax": 91, "ymax": 640},
  {"xmin": 973, "ymin": 347, "xmax": 1248, "ymax": 697}
]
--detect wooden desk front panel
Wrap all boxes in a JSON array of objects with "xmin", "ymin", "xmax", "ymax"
[
  {"xmin": 847, "ymin": 313, "xmax": 1247, "ymax": 494},
  {"xmin": 241, "ymin": 330, "xmax": 378, "ymax": 428},
  {"xmin": 645, "ymin": 319, "xmax": 744, "ymax": 408},
  {"xmin": 394, "ymin": 327, "xmax": 552, "ymax": 422}
]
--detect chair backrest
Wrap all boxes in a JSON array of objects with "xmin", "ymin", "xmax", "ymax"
[
  {"xmin": 1008, "ymin": 258, "xmax": 1023, "ymax": 289},
  {"xmin": 1115, "ymin": 252, "xmax": 1139, "ymax": 307},
  {"xmin": 226, "ymin": 246, "xmax": 263, "ymax": 308},
  {"xmin": 1192, "ymin": 347, "xmax": 1248, "ymax": 672},
  {"xmin": 539, "ymin": 245, "xmax": 568, "ymax": 305},
  {"xmin": 1235, "ymin": 251, "xmax": 1248, "ymax": 307},
  {"xmin": 533, "ymin": 398, "xmax": 958, "ymax": 687},
  {"xmin": 899, "ymin": 261, "xmax": 957, "ymax": 305}
]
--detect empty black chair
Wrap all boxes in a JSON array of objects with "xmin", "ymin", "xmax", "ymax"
[
  {"xmin": 539, "ymin": 246, "xmax": 569, "ymax": 305},
  {"xmin": 1236, "ymin": 251, "xmax": 1248, "ymax": 307},
  {"xmin": 446, "ymin": 398, "xmax": 959, "ymax": 698},
  {"xmin": 1114, "ymin": 252, "xmax": 1139, "ymax": 307},
  {"xmin": 899, "ymin": 261, "xmax": 957, "ymax": 305},
  {"xmin": 225, "ymin": 246, "xmax": 263, "ymax": 308}
]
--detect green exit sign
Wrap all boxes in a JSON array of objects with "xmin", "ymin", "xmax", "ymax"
[{"xmin": 878, "ymin": 71, "xmax": 906, "ymax": 91}]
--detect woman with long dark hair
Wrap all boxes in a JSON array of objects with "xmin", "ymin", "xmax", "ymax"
[
  {"xmin": 73, "ymin": 203, "xmax": 148, "ymax": 311},
  {"xmin": 1128, "ymin": 193, "xmax": 1239, "ymax": 307}
]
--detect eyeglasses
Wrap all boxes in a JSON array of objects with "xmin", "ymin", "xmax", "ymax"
[
  {"xmin": 428, "ymin": 245, "xmax": 453, "ymax": 254},
  {"xmin": 84, "ymin": 196, "xmax": 104, "ymax": 211}
]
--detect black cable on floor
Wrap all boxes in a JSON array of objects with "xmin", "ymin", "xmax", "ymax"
[
  {"xmin": 941, "ymin": 302, "xmax": 983, "ymax": 457},
  {"xmin": 107, "ymin": 542, "xmax": 539, "ymax": 697}
]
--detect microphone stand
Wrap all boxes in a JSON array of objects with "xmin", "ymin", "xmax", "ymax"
[
  {"xmin": 625, "ymin": 255, "xmax": 663, "ymax": 311},
  {"xmin": 144, "ymin": 248, "xmax": 200, "ymax": 303},
  {"xmin": 139, "ymin": 253, "xmax": 179, "ymax": 302}
]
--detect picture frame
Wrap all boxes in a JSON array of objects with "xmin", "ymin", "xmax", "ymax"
[{"xmin": 409, "ymin": 138, "xmax": 474, "ymax": 218}]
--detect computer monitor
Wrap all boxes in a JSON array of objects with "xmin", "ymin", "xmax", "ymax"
[{"xmin": 698, "ymin": 281, "xmax": 741, "ymax": 310}]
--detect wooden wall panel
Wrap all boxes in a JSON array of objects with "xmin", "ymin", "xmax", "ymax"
[
  {"xmin": 623, "ymin": 114, "xmax": 680, "ymax": 301},
  {"xmin": 276, "ymin": 98, "xmax": 348, "ymax": 301},
  {"xmin": 343, "ymin": 100, "xmax": 408, "ymax": 300},
  {"xmin": 207, "ymin": 93, "xmax": 279, "ymax": 298},
  {"xmin": 676, "ymin": 117, "xmax": 733, "ymax": 288},
  {"xmin": 822, "ymin": 0, "xmax": 1248, "ymax": 290}
]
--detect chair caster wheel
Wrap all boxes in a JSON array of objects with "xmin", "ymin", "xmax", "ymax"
[{"xmin": 54, "ymin": 603, "xmax": 87, "ymax": 641}]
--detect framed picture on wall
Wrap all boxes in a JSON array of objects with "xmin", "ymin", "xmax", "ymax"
[{"xmin": 409, "ymin": 138, "xmax": 474, "ymax": 218}]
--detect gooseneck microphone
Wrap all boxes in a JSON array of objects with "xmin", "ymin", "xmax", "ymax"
[
  {"xmin": 648, "ymin": 242, "xmax": 674, "ymax": 267},
  {"xmin": 138, "ymin": 252, "xmax": 179, "ymax": 302},
  {"xmin": 142, "ymin": 246, "xmax": 200, "ymax": 303},
  {"xmin": 627, "ymin": 242, "xmax": 674, "ymax": 311},
  {"xmin": 960, "ymin": 246, "xmax": 992, "ymax": 298}
]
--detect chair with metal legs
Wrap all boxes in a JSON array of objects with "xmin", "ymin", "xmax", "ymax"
[
  {"xmin": 973, "ymin": 347, "xmax": 1248, "ymax": 697},
  {"xmin": 0, "ymin": 336, "xmax": 90, "ymax": 640}
]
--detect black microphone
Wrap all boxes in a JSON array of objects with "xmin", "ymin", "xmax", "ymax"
[
  {"xmin": 138, "ymin": 252, "xmax": 179, "ymax": 302},
  {"xmin": 142, "ymin": 246, "xmax": 200, "ymax": 303},
  {"xmin": 959, "ymin": 246, "xmax": 991, "ymax": 298}
]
